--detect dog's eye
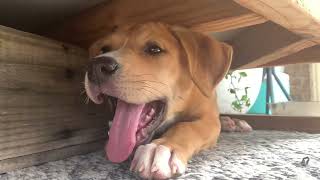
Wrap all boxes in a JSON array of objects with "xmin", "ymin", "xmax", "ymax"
[
  {"xmin": 100, "ymin": 46, "xmax": 111, "ymax": 54},
  {"xmin": 144, "ymin": 42, "xmax": 164, "ymax": 55}
]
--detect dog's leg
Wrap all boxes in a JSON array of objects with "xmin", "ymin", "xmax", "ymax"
[{"xmin": 130, "ymin": 116, "xmax": 220, "ymax": 179}]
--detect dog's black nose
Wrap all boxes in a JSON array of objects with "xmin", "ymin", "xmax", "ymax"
[{"xmin": 87, "ymin": 56, "xmax": 119, "ymax": 84}]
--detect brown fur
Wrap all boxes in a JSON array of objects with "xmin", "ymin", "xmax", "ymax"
[{"xmin": 88, "ymin": 22, "xmax": 232, "ymax": 170}]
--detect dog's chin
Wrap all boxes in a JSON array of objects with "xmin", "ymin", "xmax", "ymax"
[{"xmin": 85, "ymin": 76, "xmax": 167, "ymax": 162}]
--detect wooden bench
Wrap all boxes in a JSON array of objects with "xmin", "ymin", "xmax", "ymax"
[{"xmin": 1, "ymin": 0, "xmax": 320, "ymax": 173}]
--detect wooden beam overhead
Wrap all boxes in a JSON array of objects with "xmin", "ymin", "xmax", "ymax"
[
  {"xmin": 230, "ymin": 22, "xmax": 318, "ymax": 69},
  {"xmin": 261, "ymin": 45, "xmax": 320, "ymax": 67},
  {"xmin": 191, "ymin": 13, "xmax": 267, "ymax": 34},
  {"xmin": 46, "ymin": 0, "xmax": 267, "ymax": 48},
  {"xmin": 234, "ymin": 0, "xmax": 320, "ymax": 43}
]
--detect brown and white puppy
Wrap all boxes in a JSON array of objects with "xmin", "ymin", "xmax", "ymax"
[{"xmin": 84, "ymin": 22, "xmax": 232, "ymax": 179}]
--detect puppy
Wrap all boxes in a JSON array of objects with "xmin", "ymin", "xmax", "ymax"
[{"xmin": 84, "ymin": 22, "xmax": 232, "ymax": 179}]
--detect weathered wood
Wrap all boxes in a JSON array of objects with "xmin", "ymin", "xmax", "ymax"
[
  {"xmin": 0, "ymin": 140, "xmax": 104, "ymax": 174},
  {"xmin": 262, "ymin": 45, "xmax": 320, "ymax": 67},
  {"xmin": 191, "ymin": 13, "xmax": 267, "ymax": 34},
  {"xmin": 0, "ymin": 25, "xmax": 110, "ymax": 172},
  {"xmin": 230, "ymin": 22, "xmax": 317, "ymax": 69},
  {"xmin": 0, "ymin": 26, "xmax": 87, "ymax": 68},
  {"xmin": 0, "ymin": 106, "xmax": 106, "ymax": 122},
  {"xmin": 0, "ymin": 129, "xmax": 106, "ymax": 160},
  {"xmin": 0, "ymin": 115, "xmax": 106, "ymax": 131},
  {"xmin": 271, "ymin": 102, "xmax": 320, "ymax": 116},
  {"xmin": 222, "ymin": 114, "xmax": 320, "ymax": 133},
  {"xmin": 0, "ymin": 64, "xmax": 83, "ymax": 94},
  {"xmin": 0, "ymin": 106, "xmax": 106, "ymax": 125},
  {"xmin": 234, "ymin": 0, "xmax": 320, "ymax": 42},
  {"xmin": 0, "ymin": 91, "xmax": 80, "ymax": 107},
  {"xmin": 46, "ymin": 0, "xmax": 266, "ymax": 48}
]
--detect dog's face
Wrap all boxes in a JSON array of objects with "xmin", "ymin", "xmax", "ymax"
[
  {"xmin": 84, "ymin": 22, "xmax": 232, "ymax": 163},
  {"xmin": 86, "ymin": 23, "xmax": 182, "ymax": 104}
]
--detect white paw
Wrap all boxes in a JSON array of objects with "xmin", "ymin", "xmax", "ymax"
[
  {"xmin": 235, "ymin": 119, "xmax": 252, "ymax": 132},
  {"xmin": 220, "ymin": 116, "xmax": 236, "ymax": 132},
  {"xmin": 130, "ymin": 143, "xmax": 186, "ymax": 179}
]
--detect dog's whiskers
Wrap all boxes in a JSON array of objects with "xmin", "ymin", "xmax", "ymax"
[
  {"xmin": 139, "ymin": 85, "xmax": 165, "ymax": 97},
  {"xmin": 85, "ymin": 96, "xmax": 90, "ymax": 104},
  {"xmin": 80, "ymin": 89, "xmax": 86, "ymax": 95},
  {"xmin": 117, "ymin": 82, "xmax": 166, "ymax": 98},
  {"xmin": 138, "ymin": 88, "xmax": 157, "ymax": 102},
  {"xmin": 117, "ymin": 79, "xmax": 170, "ymax": 90},
  {"xmin": 118, "ymin": 73, "xmax": 154, "ymax": 77},
  {"xmin": 81, "ymin": 95, "xmax": 90, "ymax": 105}
]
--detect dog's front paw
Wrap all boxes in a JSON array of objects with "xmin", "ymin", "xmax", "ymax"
[{"xmin": 130, "ymin": 143, "xmax": 186, "ymax": 179}]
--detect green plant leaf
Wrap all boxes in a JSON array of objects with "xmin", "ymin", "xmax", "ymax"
[
  {"xmin": 245, "ymin": 98, "xmax": 251, "ymax": 107},
  {"xmin": 239, "ymin": 72, "xmax": 247, "ymax": 77},
  {"xmin": 232, "ymin": 101, "xmax": 242, "ymax": 112},
  {"xmin": 241, "ymin": 95, "xmax": 248, "ymax": 101},
  {"xmin": 244, "ymin": 87, "xmax": 250, "ymax": 94},
  {"xmin": 229, "ymin": 89, "xmax": 236, "ymax": 94}
]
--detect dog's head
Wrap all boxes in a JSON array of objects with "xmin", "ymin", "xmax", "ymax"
[{"xmin": 84, "ymin": 22, "xmax": 232, "ymax": 163}]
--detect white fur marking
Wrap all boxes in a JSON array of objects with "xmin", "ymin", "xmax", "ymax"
[{"xmin": 130, "ymin": 143, "xmax": 186, "ymax": 179}]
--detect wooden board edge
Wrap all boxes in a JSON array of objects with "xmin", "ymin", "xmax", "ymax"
[
  {"xmin": 191, "ymin": 13, "xmax": 267, "ymax": 33},
  {"xmin": 237, "ymin": 39, "xmax": 317, "ymax": 69},
  {"xmin": 221, "ymin": 114, "xmax": 320, "ymax": 133},
  {"xmin": 233, "ymin": 0, "xmax": 320, "ymax": 40},
  {"xmin": 0, "ymin": 140, "xmax": 104, "ymax": 174}
]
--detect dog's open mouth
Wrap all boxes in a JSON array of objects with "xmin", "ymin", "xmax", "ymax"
[
  {"xmin": 84, "ymin": 75, "xmax": 166, "ymax": 162},
  {"xmin": 107, "ymin": 98, "xmax": 166, "ymax": 163}
]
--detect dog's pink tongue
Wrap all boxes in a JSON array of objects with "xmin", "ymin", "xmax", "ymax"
[{"xmin": 106, "ymin": 99, "xmax": 145, "ymax": 163}]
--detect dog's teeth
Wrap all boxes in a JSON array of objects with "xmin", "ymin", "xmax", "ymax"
[
  {"xmin": 145, "ymin": 115, "xmax": 151, "ymax": 121},
  {"xmin": 151, "ymin": 165, "xmax": 158, "ymax": 172},
  {"xmin": 136, "ymin": 134, "xmax": 140, "ymax": 141},
  {"xmin": 141, "ymin": 129, "xmax": 147, "ymax": 136},
  {"xmin": 148, "ymin": 108, "xmax": 155, "ymax": 116},
  {"xmin": 138, "ymin": 165, "xmax": 145, "ymax": 172}
]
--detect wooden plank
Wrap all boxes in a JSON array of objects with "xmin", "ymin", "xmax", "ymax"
[
  {"xmin": 0, "ymin": 25, "xmax": 110, "ymax": 172},
  {"xmin": 0, "ymin": 26, "xmax": 88, "ymax": 68},
  {"xmin": 191, "ymin": 13, "xmax": 267, "ymax": 34},
  {"xmin": 230, "ymin": 22, "xmax": 318, "ymax": 69},
  {"xmin": 46, "ymin": 0, "xmax": 267, "ymax": 48},
  {"xmin": 0, "ymin": 140, "xmax": 104, "ymax": 174},
  {"xmin": 0, "ymin": 106, "xmax": 106, "ymax": 122},
  {"xmin": 234, "ymin": 0, "xmax": 320, "ymax": 42},
  {"xmin": 261, "ymin": 45, "xmax": 320, "ymax": 67},
  {"xmin": 0, "ymin": 125, "xmax": 102, "ymax": 144},
  {"xmin": 0, "ymin": 91, "xmax": 80, "ymax": 107},
  {"xmin": 222, "ymin": 114, "xmax": 320, "ymax": 133},
  {"xmin": 270, "ymin": 102, "xmax": 320, "ymax": 116},
  {"xmin": 0, "ymin": 129, "xmax": 106, "ymax": 160},
  {"xmin": 0, "ymin": 115, "xmax": 105, "ymax": 132},
  {"xmin": 0, "ymin": 64, "xmax": 83, "ymax": 94}
]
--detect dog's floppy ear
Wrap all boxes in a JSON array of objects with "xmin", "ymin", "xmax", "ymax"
[{"xmin": 170, "ymin": 26, "xmax": 233, "ymax": 97}]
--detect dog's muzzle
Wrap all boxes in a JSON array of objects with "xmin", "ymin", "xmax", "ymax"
[{"xmin": 87, "ymin": 56, "xmax": 119, "ymax": 85}]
